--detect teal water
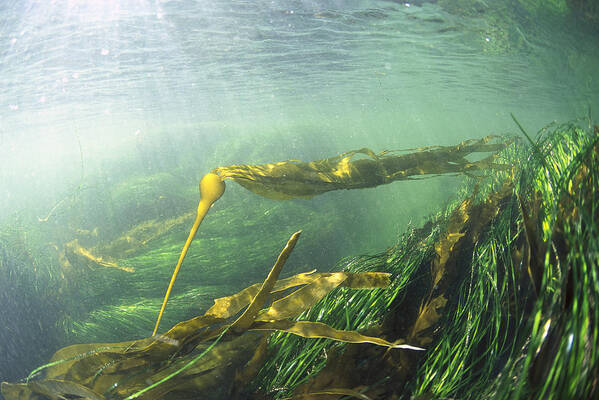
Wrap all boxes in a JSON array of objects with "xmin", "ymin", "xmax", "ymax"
[
  {"xmin": 0, "ymin": 0, "xmax": 598, "ymax": 387},
  {"xmin": 2, "ymin": 1, "xmax": 597, "ymax": 217}
]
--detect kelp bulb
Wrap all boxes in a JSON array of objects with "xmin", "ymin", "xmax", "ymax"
[{"xmin": 199, "ymin": 173, "xmax": 226, "ymax": 205}]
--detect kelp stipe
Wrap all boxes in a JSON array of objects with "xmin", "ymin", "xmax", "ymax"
[{"xmin": 153, "ymin": 173, "xmax": 226, "ymax": 335}]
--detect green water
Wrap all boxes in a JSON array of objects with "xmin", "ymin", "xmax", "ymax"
[{"xmin": 0, "ymin": 0, "xmax": 598, "ymax": 388}]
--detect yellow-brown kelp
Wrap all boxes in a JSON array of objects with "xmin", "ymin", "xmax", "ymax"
[
  {"xmin": 153, "ymin": 173, "xmax": 226, "ymax": 335},
  {"xmin": 212, "ymin": 136, "xmax": 512, "ymax": 200},
  {"xmin": 60, "ymin": 239, "xmax": 134, "ymax": 273},
  {"xmin": 153, "ymin": 136, "xmax": 512, "ymax": 335},
  {"xmin": 1, "ymin": 232, "xmax": 421, "ymax": 400}
]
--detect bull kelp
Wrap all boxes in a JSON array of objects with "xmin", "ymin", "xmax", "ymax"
[
  {"xmin": 153, "ymin": 136, "xmax": 512, "ymax": 336},
  {"xmin": 2, "ymin": 122, "xmax": 597, "ymax": 399}
]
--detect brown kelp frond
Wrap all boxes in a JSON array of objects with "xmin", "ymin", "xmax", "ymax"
[
  {"xmin": 516, "ymin": 191, "xmax": 545, "ymax": 296},
  {"xmin": 408, "ymin": 181, "xmax": 513, "ymax": 347},
  {"xmin": 251, "ymin": 320, "xmax": 420, "ymax": 350},
  {"xmin": 96, "ymin": 211, "xmax": 195, "ymax": 258},
  {"xmin": 212, "ymin": 136, "xmax": 513, "ymax": 200},
  {"xmin": 231, "ymin": 231, "xmax": 302, "ymax": 333},
  {"xmin": 60, "ymin": 239, "xmax": 134, "ymax": 273},
  {"xmin": 1, "ymin": 232, "xmax": 415, "ymax": 400}
]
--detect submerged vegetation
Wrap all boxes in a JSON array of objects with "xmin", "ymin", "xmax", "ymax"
[
  {"xmin": 1, "ymin": 232, "xmax": 419, "ymax": 400},
  {"xmin": 1, "ymin": 119, "xmax": 598, "ymax": 399},
  {"xmin": 0, "ymin": 221, "xmax": 64, "ymax": 384},
  {"xmin": 252, "ymin": 118, "xmax": 599, "ymax": 399}
]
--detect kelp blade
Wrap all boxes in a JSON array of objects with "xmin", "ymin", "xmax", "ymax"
[
  {"xmin": 1, "ymin": 263, "xmax": 401, "ymax": 400},
  {"xmin": 212, "ymin": 136, "xmax": 512, "ymax": 200},
  {"xmin": 251, "ymin": 320, "xmax": 424, "ymax": 350}
]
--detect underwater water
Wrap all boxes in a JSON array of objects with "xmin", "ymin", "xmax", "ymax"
[{"xmin": 0, "ymin": 0, "xmax": 598, "ymax": 396}]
